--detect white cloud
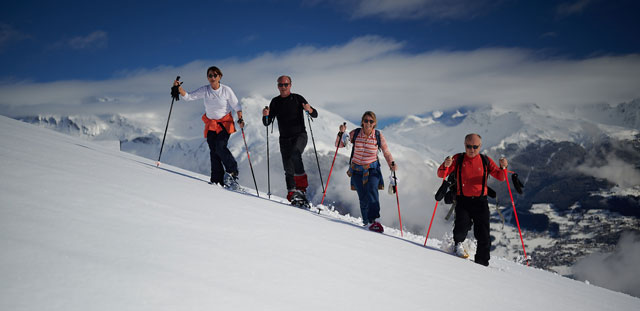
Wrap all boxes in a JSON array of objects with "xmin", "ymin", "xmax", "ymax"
[
  {"xmin": 572, "ymin": 231, "xmax": 640, "ymax": 298},
  {"xmin": 49, "ymin": 30, "xmax": 108, "ymax": 50},
  {"xmin": 315, "ymin": 0, "xmax": 496, "ymax": 20},
  {"xmin": 0, "ymin": 23, "xmax": 30, "ymax": 50},
  {"xmin": 576, "ymin": 155, "xmax": 640, "ymax": 188},
  {"xmin": 556, "ymin": 0, "xmax": 595, "ymax": 17},
  {"xmin": 1, "ymin": 35, "xmax": 639, "ymax": 126}
]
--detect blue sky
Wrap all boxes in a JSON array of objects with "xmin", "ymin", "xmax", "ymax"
[
  {"xmin": 0, "ymin": 0, "xmax": 639, "ymax": 128},
  {"xmin": 2, "ymin": 0, "xmax": 638, "ymax": 82}
]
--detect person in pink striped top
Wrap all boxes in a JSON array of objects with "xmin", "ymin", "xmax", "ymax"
[{"xmin": 335, "ymin": 111, "xmax": 396, "ymax": 233}]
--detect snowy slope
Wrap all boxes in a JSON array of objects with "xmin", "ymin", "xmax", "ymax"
[
  {"xmin": 1, "ymin": 117, "xmax": 639, "ymax": 310},
  {"xmin": 13, "ymin": 99, "xmax": 640, "ymax": 275}
]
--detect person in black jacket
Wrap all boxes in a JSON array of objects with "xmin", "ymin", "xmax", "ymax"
[{"xmin": 262, "ymin": 75, "xmax": 318, "ymax": 204}]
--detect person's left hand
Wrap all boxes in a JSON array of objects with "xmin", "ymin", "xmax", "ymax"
[
  {"xmin": 237, "ymin": 118, "xmax": 245, "ymax": 129},
  {"xmin": 390, "ymin": 162, "xmax": 398, "ymax": 172},
  {"xmin": 499, "ymin": 157, "xmax": 508, "ymax": 169},
  {"xmin": 302, "ymin": 103, "xmax": 312, "ymax": 113}
]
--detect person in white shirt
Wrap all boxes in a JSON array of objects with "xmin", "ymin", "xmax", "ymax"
[{"xmin": 173, "ymin": 66, "xmax": 244, "ymax": 187}]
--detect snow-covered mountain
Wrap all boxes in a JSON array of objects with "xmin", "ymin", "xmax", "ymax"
[
  {"xmin": 12, "ymin": 97, "xmax": 640, "ymax": 279},
  {"xmin": 2, "ymin": 114, "xmax": 640, "ymax": 310}
]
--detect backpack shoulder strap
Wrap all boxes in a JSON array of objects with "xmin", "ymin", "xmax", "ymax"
[
  {"xmin": 456, "ymin": 153, "xmax": 465, "ymax": 196},
  {"xmin": 480, "ymin": 154, "xmax": 489, "ymax": 196},
  {"xmin": 351, "ymin": 128, "xmax": 360, "ymax": 144},
  {"xmin": 349, "ymin": 128, "xmax": 361, "ymax": 164}
]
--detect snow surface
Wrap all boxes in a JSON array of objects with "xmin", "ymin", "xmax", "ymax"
[{"xmin": 1, "ymin": 115, "xmax": 639, "ymax": 310}]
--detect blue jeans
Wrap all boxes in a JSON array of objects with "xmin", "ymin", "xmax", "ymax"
[{"xmin": 351, "ymin": 162, "xmax": 382, "ymax": 224}]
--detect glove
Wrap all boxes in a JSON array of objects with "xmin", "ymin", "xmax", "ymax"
[
  {"xmin": 171, "ymin": 85, "xmax": 180, "ymax": 101},
  {"xmin": 435, "ymin": 180, "xmax": 450, "ymax": 201},
  {"xmin": 388, "ymin": 174, "xmax": 396, "ymax": 195},
  {"xmin": 341, "ymin": 132, "xmax": 350, "ymax": 148},
  {"xmin": 512, "ymin": 173, "xmax": 524, "ymax": 194}
]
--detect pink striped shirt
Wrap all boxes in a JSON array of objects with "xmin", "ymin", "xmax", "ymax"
[{"xmin": 336, "ymin": 129, "xmax": 394, "ymax": 167}]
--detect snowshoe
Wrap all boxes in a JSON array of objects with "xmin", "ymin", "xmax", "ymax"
[
  {"xmin": 223, "ymin": 172, "xmax": 241, "ymax": 191},
  {"xmin": 455, "ymin": 243, "xmax": 470, "ymax": 259},
  {"xmin": 290, "ymin": 190, "xmax": 310, "ymax": 209},
  {"xmin": 369, "ymin": 221, "xmax": 384, "ymax": 233}
]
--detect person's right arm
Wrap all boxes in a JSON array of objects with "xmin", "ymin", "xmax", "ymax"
[
  {"xmin": 262, "ymin": 100, "xmax": 276, "ymax": 126},
  {"xmin": 335, "ymin": 125, "xmax": 353, "ymax": 148},
  {"xmin": 173, "ymin": 80, "xmax": 205, "ymax": 101}
]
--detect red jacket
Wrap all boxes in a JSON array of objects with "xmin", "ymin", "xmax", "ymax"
[{"xmin": 437, "ymin": 153, "xmax": 505, "ymax": 197}]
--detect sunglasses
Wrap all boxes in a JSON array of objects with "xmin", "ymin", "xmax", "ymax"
[
  {"xmin": 208, "ymin": 73, "xmax": 219, "ymax": 78},
  {"xmin": 363, "ymin": 119, "xmax": 375, "ymax": 124},
  {"xmin": 277, "ymin": 83, "xmax": 290, "ymax": 87},
  {"xmin": 466, "ymin": 144, "xmax": 480, "ymax": 150}
]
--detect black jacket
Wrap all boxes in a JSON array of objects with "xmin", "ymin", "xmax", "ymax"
[{"xmin": 263, "ymin": 93, "xmax": 318, "ymax": 138}]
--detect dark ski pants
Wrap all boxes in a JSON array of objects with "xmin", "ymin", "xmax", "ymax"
[
  {"xmin": 279, "ymin": 132, "xmax": 308, "ymax": 191},
  {"xmin": 351, "ymin": 167, "xmax": 381, "ymax": 225},
  {"xmin": 454, "ymin": 196, "xmax": 491, "ymax": 266},
  {"xmin": 207, "ymin": 129, "xmax": 238, "ymax": 185}
]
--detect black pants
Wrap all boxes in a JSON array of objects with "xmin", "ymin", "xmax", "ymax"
[
  {"xmin": 279, "ymin": 132, "xmax": 308, "ymax": 190},
  {"xmin": 206, "ymin": 128, "xmax": 238, "ymax": 185},
  {"xmin": 453, "ymin": 196, "xmax": 491, "ymax": 266}
]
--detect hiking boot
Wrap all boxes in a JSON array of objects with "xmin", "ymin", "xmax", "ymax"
[
  {"xmin": 290, "ymin": 190, "xmax": 310, "ymax": 209},
  {"xmin": 223, "ymin": 172, "xmax": 240, "ymax": 191},
  {"xmin": 287, "ymin": 190, "xmax": 295, "ymax": 202},
  {"xmin": 369, "ymin": 221, "xmax": 384, "ymax": 233},
  {"xmin": 455, "ymin": 243, "xmax": 469, "ymax": 259}
]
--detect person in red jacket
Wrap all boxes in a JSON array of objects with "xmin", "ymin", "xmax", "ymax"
[{"xmin": 437, "ymin": 133, "xmax": 508, "ymax": 266}]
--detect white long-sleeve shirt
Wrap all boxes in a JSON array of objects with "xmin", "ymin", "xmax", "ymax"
[{"xmin": 182, "ymin": 83, "xmax": 241, "ymax": 120}]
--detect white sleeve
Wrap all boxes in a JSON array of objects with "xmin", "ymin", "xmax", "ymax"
[
  {"xmin": 182, "ymin": 85, "xmax": 207, "ymax": 101},
  {"xmin": 227, "ymin": 87, "xmax": 241, "ymax": 112}
]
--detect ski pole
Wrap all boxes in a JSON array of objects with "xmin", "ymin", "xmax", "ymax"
[
  {"xmin": 265, "ymin": 113, "xmax": 271, "ymax": 199},
  {"xmin": 320, "ymin": 122, "xmax": 346, "ymax": 205},
  {"xmin": 392, "ymin": 162, "xmax": 403, "ymax": 237},
  {"xmin": 504, "ymin": 168, "xmax": 529, "ymax": 266},
  {"xmin": 307, "ymin": 112, "xmax": 325, "ymax": 194},
  {"xmin": 157, "ymin": 76, "xmax": 181, "ymax": 167},
  {"xmin": 241, "ymin": 127, "xmax": 259, "ymax": 197},
  {"xmin": 424, "ymin": 175, "xmax": 446, "ymax": 246}
]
